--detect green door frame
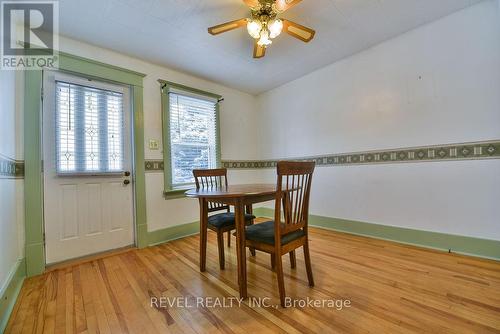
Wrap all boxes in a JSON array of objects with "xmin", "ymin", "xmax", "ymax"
[{"xmin": 24, "ymin": 53, "xmax": 148, "ymax": 277}]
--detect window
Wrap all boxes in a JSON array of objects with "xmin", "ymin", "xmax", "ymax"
[
  {"xmin": 162, "ymin": 82, "xmax": 221, "ymax": 192},
  {"xmin": 56, "ymin": 81, "xmax": 125, "ymax": 174}
]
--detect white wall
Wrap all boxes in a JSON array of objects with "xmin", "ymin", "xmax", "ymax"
[
  {"xmin": 0, "ymin": 70, "xmax": 23, "ymax": 294},
  {"xmin": 9, "ymin": 1, "xmax": 499, "ymax": 252},
  {"xmin": 256, "ymin": 1, "xmax": 500, "ymax": 240},
  {"xmin": 57, "ymin": 37, "xmax": 260, "ymax": 232}
]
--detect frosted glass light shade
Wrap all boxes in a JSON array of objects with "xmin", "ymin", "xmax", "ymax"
[
  {"xmin": 247, "ymin": 20, "xmax": 262, "ymax": 39},
  {"xmin": 257, "ymin": 29, "xmax": 272, "ymax": 46},
  {"xmin": 268, "ymin": 19, "xmax": 283, "ymax": 39}
]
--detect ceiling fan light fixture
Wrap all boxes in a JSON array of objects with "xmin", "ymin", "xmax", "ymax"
[
  {"xmin": 268, "ymin": 19, "xmax": 283, "ymax": 38},
  {"xmin": 207, "ymin": 0, "xmax": 315, "ymax": 59},
  {"xmin": 247, "ymin": 19, "xmax": 262, "ymax": 39},
  {"xmin": 257, "ymin": 29, "xmax": 272, "ymax": 46}
]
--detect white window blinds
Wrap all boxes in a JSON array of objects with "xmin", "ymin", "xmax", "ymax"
[
  {"xmin": 56, "ymin": 81, "xmax": 125, "ymax": 174},
  {"xmin": 169, "ymin": 92, "xmax": 218, "ymax": 187}
]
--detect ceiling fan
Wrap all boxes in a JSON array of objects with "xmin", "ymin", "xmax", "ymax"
[{"xmin": 208, "ymin": 0, "xmax": 315, "ymax": 59}]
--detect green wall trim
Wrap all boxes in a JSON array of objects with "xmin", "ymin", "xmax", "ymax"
[
  {"xmin": 158, "ymin": 79, "xmax": 222, "ymax": 100},
  {"xmin": 161, "ymin": 89, "xmax": 173, "ymax": 193},
  {"xmin": 252, "ymin": 208, "xmax": 500, "ymax": 261},
  {"xmin": 0, "ymin": 258, "xmax": 26, "ymax": 333},
  {"xmin": 24, "ymin": 53, "xmax": 148, "ymax": 277},
  {"xmin": 25, "ymin": 243, "xmax": 45, "ymax": 277},
  {"xmin": 163, "ymin": 188, "xmax": 190, "ymax": 200},
  {"xmin": 24, "ymin": 70, "xmax": 45, "ymax": 277},
  {"xmin": 215, "ymin": 103, "xmax": 222, "ymax": 168},
  {"xmin": 59, "ymin": 52, "xmax": 146, "ymax": 85},
  {"xmin": 136, "ymin": 224, "xmax": 149, "ymax": 249},
  {"xmin": 148, "ymin": 221, "xmax": 200, "ymax": 246},
  {"xmin": 19, "ymin": 44, "xmax": 146, "ymax": 84},
  {"xmin": 132, "ymin": 86, "xmax": 148, "ymax": 249}
]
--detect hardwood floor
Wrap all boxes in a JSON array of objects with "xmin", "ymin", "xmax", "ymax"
[{"xmin": 6, "ymin": 219, "xmax": 500, "ymax": 333}]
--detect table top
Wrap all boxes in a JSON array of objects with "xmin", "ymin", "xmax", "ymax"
[{"xmin": 185, "ymin": 184, "xmax": 276, "ymax": 199}]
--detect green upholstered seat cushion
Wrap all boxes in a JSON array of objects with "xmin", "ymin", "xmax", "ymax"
[
  {"xmin": 208, "ymin": 212, "xmax": 255, "ymax": 229},
  {"xmin": 245, "ymin": 220, "xmax": 305, "ymax": 245}
]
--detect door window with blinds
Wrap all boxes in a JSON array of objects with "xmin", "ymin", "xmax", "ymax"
[
  {"xmin": 56, "ymin": 80, "xmax": 125, "ymax": 174},
  {"xmin": 165, "ymin": 85, "xmax": 220, "ymax": 189}
]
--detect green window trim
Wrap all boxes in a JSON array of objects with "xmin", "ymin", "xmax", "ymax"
[{"xmin": 159, "ymin": 79, "xmax": 222, "ymax": 199}]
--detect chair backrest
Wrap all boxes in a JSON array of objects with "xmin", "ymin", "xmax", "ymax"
[
  {"xmin": 274, "ymin": 161, "xmax": 315, "ymax": 237},
  {"xmin": 193, "ymin": 168, "xmax": 230, "ymax": 213}
]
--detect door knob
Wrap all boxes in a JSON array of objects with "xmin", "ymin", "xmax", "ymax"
[
  {"xmin": 123, "ymin": 179, "xmax": 130, "ymax": 185},
  {"xmin": 124, "ymin": 171, "xmax": 131, "ymax": 177}
]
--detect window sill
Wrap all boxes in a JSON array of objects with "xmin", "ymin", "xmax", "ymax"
[{"xmin": 163, "ymin": 186, "xmax": 194, "ymax": 200}]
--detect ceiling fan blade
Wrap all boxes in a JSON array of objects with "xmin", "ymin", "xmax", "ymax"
[
  {"xmin": 282, "ymin": 19, "xmax": 315, "ymax": 42},
  {"xmin": 208, "ymin": 18, "xmax": 247, "ymax": 35},
  {"xmin": 253, "ymin": 42, "xmax": 266, "ymax": 59},
  {"xmin": 275, "ymin": 0, "xmax": 303, "ymax": 12},
  {"xmin": 242, "ymin": 0, "xmax": 260, "ymax": 9}
]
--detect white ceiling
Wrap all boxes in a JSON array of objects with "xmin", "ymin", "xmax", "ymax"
[{"xmin": 58, "ymin": 0, "xmax": 483, "ymax": 94}]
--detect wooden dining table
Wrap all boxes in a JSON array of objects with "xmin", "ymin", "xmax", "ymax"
[{"xmin": 185, "ymin": 184, "xmax": 276, "ymax": 298}]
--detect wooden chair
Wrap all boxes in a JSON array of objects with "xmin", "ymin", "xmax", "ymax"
[
  {"xmin": 244, "ymin": 161, "xmax": 315, "ymax": 307},
  {"xmin": 193, "ymin": 168, "xmax": 255, "ymax": 270}
]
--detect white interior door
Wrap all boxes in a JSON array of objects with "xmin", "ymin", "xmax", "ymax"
[{"xmin": 43, "ymin": 71, "xmax": 135, "ymax": 264}]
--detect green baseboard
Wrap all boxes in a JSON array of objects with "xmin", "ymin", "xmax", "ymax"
[
  {"xmin": 253, "ymin": 208, "xmax": 500, "ymax": 261},
  {"xmin": 148, "ymin": 221, "xmax": 200, "ymax": 246},
  {"xmin": 0, "ymin": 258, "xmax": 26, "ymax": 333}
]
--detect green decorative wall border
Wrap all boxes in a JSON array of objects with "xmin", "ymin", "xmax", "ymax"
[
  {"xmin": 222, "ymin": 140, "xmax": 500, "ymax": 169},
  {"xmin": 17, "ymin": 140, "xmax": 500, "ymax": 177},
  {"xmin": 145, "ymin": 159, "xmax": 164, "ymax": 172},
  {"xmin": 143, "ymin": 140, "xmax": 500, "ymax": 172},
  {"xmin": 0, "ymin": 155, "xmax": 24, "ymax": 179},
  {"xmin": 253, "ymin": 208, "xmax": 500, "ymax": 261},
  {"xmin": 24, "ymin": 52, "xmax": 147, "ymax": 277},
  {"xmin": 0, "ymin": 258, "xmax": 26, "ymax": 333}
]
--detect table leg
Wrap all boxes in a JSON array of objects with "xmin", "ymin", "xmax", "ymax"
[
  {"xmin": 235, "ymin": 200, "xmax": 248, "ymax": 299},
  {"xmin": 199, "ymin": 198, "xmax": 208, "ymax": 272}
]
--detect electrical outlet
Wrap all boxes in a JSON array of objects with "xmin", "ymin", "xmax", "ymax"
[{"xmin": 149, "ymin": 139, "xmax": 159, "ymax": 150}]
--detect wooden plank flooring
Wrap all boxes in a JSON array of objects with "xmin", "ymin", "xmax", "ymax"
[{"xmin": 6, "ymin": 219, "xmax": 500, "ymax": 333}]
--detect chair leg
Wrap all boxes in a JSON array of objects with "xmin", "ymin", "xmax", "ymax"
[
  {"xmin": 246, "ymin": 205, "xmax": 256, "ymax": 257},
  {"xmin": 271, "ymin": 254, "xmax": 276, "ymax": 270},
  {"xmin": 289, "ymin": 250, "xmax": 296, "ymax": 269},
  {"xmin": 303, "ymin": 241, "xmax": 314, "ymax": 287},
  {"xmin": 227, "ymin": 231, "xmax": 231, "ymax": 247},
  {"xmin": 217, "ymin": 231, "xmax": 225, "ymax": 270},
  {"xmin": 275, "ymin": 254, "xmax": 286, "ymax": 307},
  {"xmin": 199, "ymin": 200, "xmax": 208, "ymax": 272},
  {"xmin": 248, "ymin": 219, "xmax": 256, "ymax": 256}
]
